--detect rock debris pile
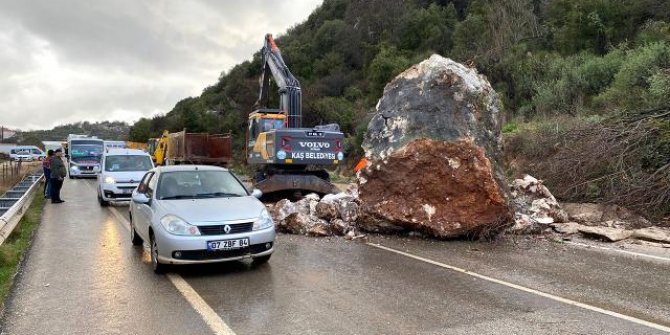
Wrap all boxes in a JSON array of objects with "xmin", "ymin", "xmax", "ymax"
[
  {"xmin": 268, "ymin": 187, "xmax": 365, "ymax": 240},
  {"xmin": 508, "ymin": 175, "xmax": 670, "ymax": 244}
]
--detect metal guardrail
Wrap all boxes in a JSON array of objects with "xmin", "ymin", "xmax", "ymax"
[{"xmin": 0, "ymin": 173, "xmax": 43, "ymax": 246}]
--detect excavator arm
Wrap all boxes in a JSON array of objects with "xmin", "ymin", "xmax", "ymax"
[{"xmin": 255, "ymin": 34, "xmax": 302, "ymax": 129}]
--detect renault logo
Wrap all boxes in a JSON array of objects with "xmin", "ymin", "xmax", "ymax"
[{"xmin": 223, "ymin": 225, "xmax": 231, "ymax": 234}]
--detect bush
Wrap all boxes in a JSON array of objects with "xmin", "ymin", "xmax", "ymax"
[
  {"xmin": 366, "ymin": 43, "xmax": 411, "ymax": 98},
  {"xmin": 505, "ymin": 107, "xmax": 670, "ymax": 220},
  {"xmin": 596, "ymin": 42, "xmax": 670, "ymax": 109}
]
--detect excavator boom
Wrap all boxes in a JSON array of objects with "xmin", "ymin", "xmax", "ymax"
[{"xmin": 256, "ymin": 34, "xmax": 302, "ymax": 128}]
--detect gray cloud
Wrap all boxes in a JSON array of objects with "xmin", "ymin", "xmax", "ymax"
[{"xmin": 0, "ymin": 0, "xmax": 322, "ymax": 130}]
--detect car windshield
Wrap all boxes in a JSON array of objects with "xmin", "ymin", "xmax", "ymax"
[
  {"xmin": 105, "ymin": 155, "xmax": 153, "ymax": 172},
  {"xmin": 70, "ymin": 141, "xmax": 104, "ymax": 158},
  {"xmin": 158, "ymin": 170, "xmax": 247, "ymax": 200}
]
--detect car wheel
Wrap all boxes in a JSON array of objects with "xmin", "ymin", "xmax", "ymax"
[
  {"xmin": 150, "ymin": 234, "xmax": 167, "ymax": 274},
  {"xmin": 98, "ymin": 194, "xmax": 109, "ymax": 207},
  {"xmin": 252, "ymin": 254, "xmax": 271, "ymax": 265},
  {"xmin": 130, "ymin": 220, "xmax": 143, "ymax": 246}
]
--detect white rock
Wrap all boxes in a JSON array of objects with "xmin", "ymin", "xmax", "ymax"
[
  {"xmin": 632, "ymin": 227, "xmax": 670, "ymax": 243},
  {"xmin": 577, "ymin": 226, "xmax": 633, "ymax": 242},
  {"xmin": 551, "ymin": 222, "xmax": 580, "ymax": 235}
]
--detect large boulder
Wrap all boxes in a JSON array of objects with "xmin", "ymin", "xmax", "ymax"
[{"xmin": 358, "ymin": 55, "xmax": 512, "ymax": 238}]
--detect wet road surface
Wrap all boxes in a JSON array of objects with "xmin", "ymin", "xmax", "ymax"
[{"xmin": 1, "ymin": 179, "xmax": 669, "ymax": 334}]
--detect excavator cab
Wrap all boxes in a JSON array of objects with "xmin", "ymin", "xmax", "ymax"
[{"xmin": 247, "ymin": 109, "xmax": 286, "ymax": 154}]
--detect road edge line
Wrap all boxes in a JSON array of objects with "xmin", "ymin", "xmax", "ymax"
[
  {"xmin": 367, "ymin": 242, "xmax": 670, "ymax": 333},
  {"xmin": 564, "ymin": 241, "xmax": 670, "ymax": 263},
  {"xmin": 107, "ymin": 206, "xmax": 236, "ymax": 335},
  {"xmin": 108, "ymin": 207, "xmax": 131, "ymax": 232}
]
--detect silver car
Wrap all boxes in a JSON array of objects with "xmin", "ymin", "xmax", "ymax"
[{"xmin": 129, "ymin": 165, "xmax": 275, "ymax": 273}]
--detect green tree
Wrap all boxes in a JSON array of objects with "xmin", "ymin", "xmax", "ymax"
[
  {"xmin": 367, "ymin": 43, "xmax": 411, "ymax": 98},
  {"xmin": 397, "ymin": 3, "xmax": 458, "ymax": 52},
  {"xmin": 128, "ymin": 118, "xmax": 152, "ymax": 142}
]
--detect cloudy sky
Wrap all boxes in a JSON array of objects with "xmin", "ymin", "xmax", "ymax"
[{"xmin": 0, "ymin": 0, "xmax": 322, "ymax": 130}]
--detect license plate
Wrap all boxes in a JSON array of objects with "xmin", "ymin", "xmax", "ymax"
[
  {"xmin": 207, "ymin": 238, "xmax": 249, "ymax": 251},
  {"xmin": 122, "ymin": 189, "xmax": 133, "ymax": 194}
]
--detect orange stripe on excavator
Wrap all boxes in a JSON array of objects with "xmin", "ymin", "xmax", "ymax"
[{"xmin": 267, "ymin": 33, "xmax": 279, "ymax": 52}]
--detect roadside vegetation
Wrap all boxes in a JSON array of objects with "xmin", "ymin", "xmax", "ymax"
[
  {"xmin": 0, "ymin": 194, "xmax": 44, "ymax": 308},
  {"xmin": 0, "ymin": 162, "xmax": 40, "ymax": 195},
  {"xmin": 127, "ymin": 0, "xmax": 670, "ymax": 219}
]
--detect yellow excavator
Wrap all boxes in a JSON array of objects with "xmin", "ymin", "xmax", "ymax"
[
  {"xmin": 148, "ymin": 130, "xmax": 169, "ymax": 165},
  {"xmin": 246, "ymin": 34, "xmax": 345, "ymax": 195}
]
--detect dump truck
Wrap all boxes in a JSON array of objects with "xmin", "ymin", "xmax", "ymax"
[
  {"xmin": 246, "ymin": 34, "xmax": 345, "ymax": 195},
  {"xmin": 152, "ymin": 130, "xmax": 232, "ymax": 167}
]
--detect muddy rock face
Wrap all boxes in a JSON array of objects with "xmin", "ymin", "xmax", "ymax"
[{"xmin": 358, "ymin": 55, "xmax": 512, "ymax": 238}]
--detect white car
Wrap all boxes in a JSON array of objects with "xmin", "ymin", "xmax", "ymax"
[
  {"xmin": 9, "ymin": 148, "xmax": 33, "ymax": 161},
  {"xmin": 9, "ymin": 146, "xmax": 46, "ymax": 161},
  {"xmin": 129, "ymin": 165, "xmax": 275, "ymax": 273},
  {"xmin": 97, "ymin": 149, "xmax": 154, "ymax": 206}
]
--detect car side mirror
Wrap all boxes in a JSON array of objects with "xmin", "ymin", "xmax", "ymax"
[
  {"xmin": 251, "ymin": 188, "xmax": 263, "ymax": 199},
  {"xmin": 132, "ymin": 192, "xmax": 151, "ymax": 204}
]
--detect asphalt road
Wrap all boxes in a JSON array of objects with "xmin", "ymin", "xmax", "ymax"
[{"xmin": 1, "ymin": 179, "xmax": 669, "ymax": 334}]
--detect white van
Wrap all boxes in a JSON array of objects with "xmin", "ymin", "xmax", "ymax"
[
  {"xmin": 97, "ymin": 149, "xmax": 154, "ymax": 206},
  {"xmin": 9, "ymin": 146, "xmax": 45, "ymax": 161}
]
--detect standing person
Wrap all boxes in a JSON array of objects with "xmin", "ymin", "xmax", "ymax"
[
  {"xmin": 42, "ymin": 150, "xmax": 54, "ymax": 199},
  {"xmin": 50, "ymin": 149, "xmax": 67, "ymax": 204}
]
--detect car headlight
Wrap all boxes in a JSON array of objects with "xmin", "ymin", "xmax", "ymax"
[
  {"xmin": 70, "ymin": 165, "xmax": 80, "ymax": 171},
  {"xmin": 253, "ymin": 209, "xmax": 274, "ymax": 230},
  {"xmin": 160, "ymin": 215, "xmax": 200, "ymax": 236},
  {"xmin": 104, "ymin": 176, "xmax": 115, "ymax": 184}
]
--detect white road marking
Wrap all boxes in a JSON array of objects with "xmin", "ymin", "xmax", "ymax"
[
  {"xmin": 107, "ymin": 206, "xmax": 236, "ymax": 335},
  {"xmin": 368, "ymin": 242, "xmax": 670, "ymax": 333},
  {"xmin": 167, "ymin": 274, "xmax": 236, "ymax": 335},
  {"xmin": 564, "ymin": 241, "xmax": 670, "ymax": 263},
  {"xmin": 108, "ymin": 207, "xmax": 131, "ymax": 232}
]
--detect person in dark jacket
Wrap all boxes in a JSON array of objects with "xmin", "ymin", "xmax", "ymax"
[
  {"xmin": 50, "ymin": 149, "xmax": 67, "ymax": 204},
  {"xmin": 43, "ymin": 150, "xmax": 54, "ymax": 199}
]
